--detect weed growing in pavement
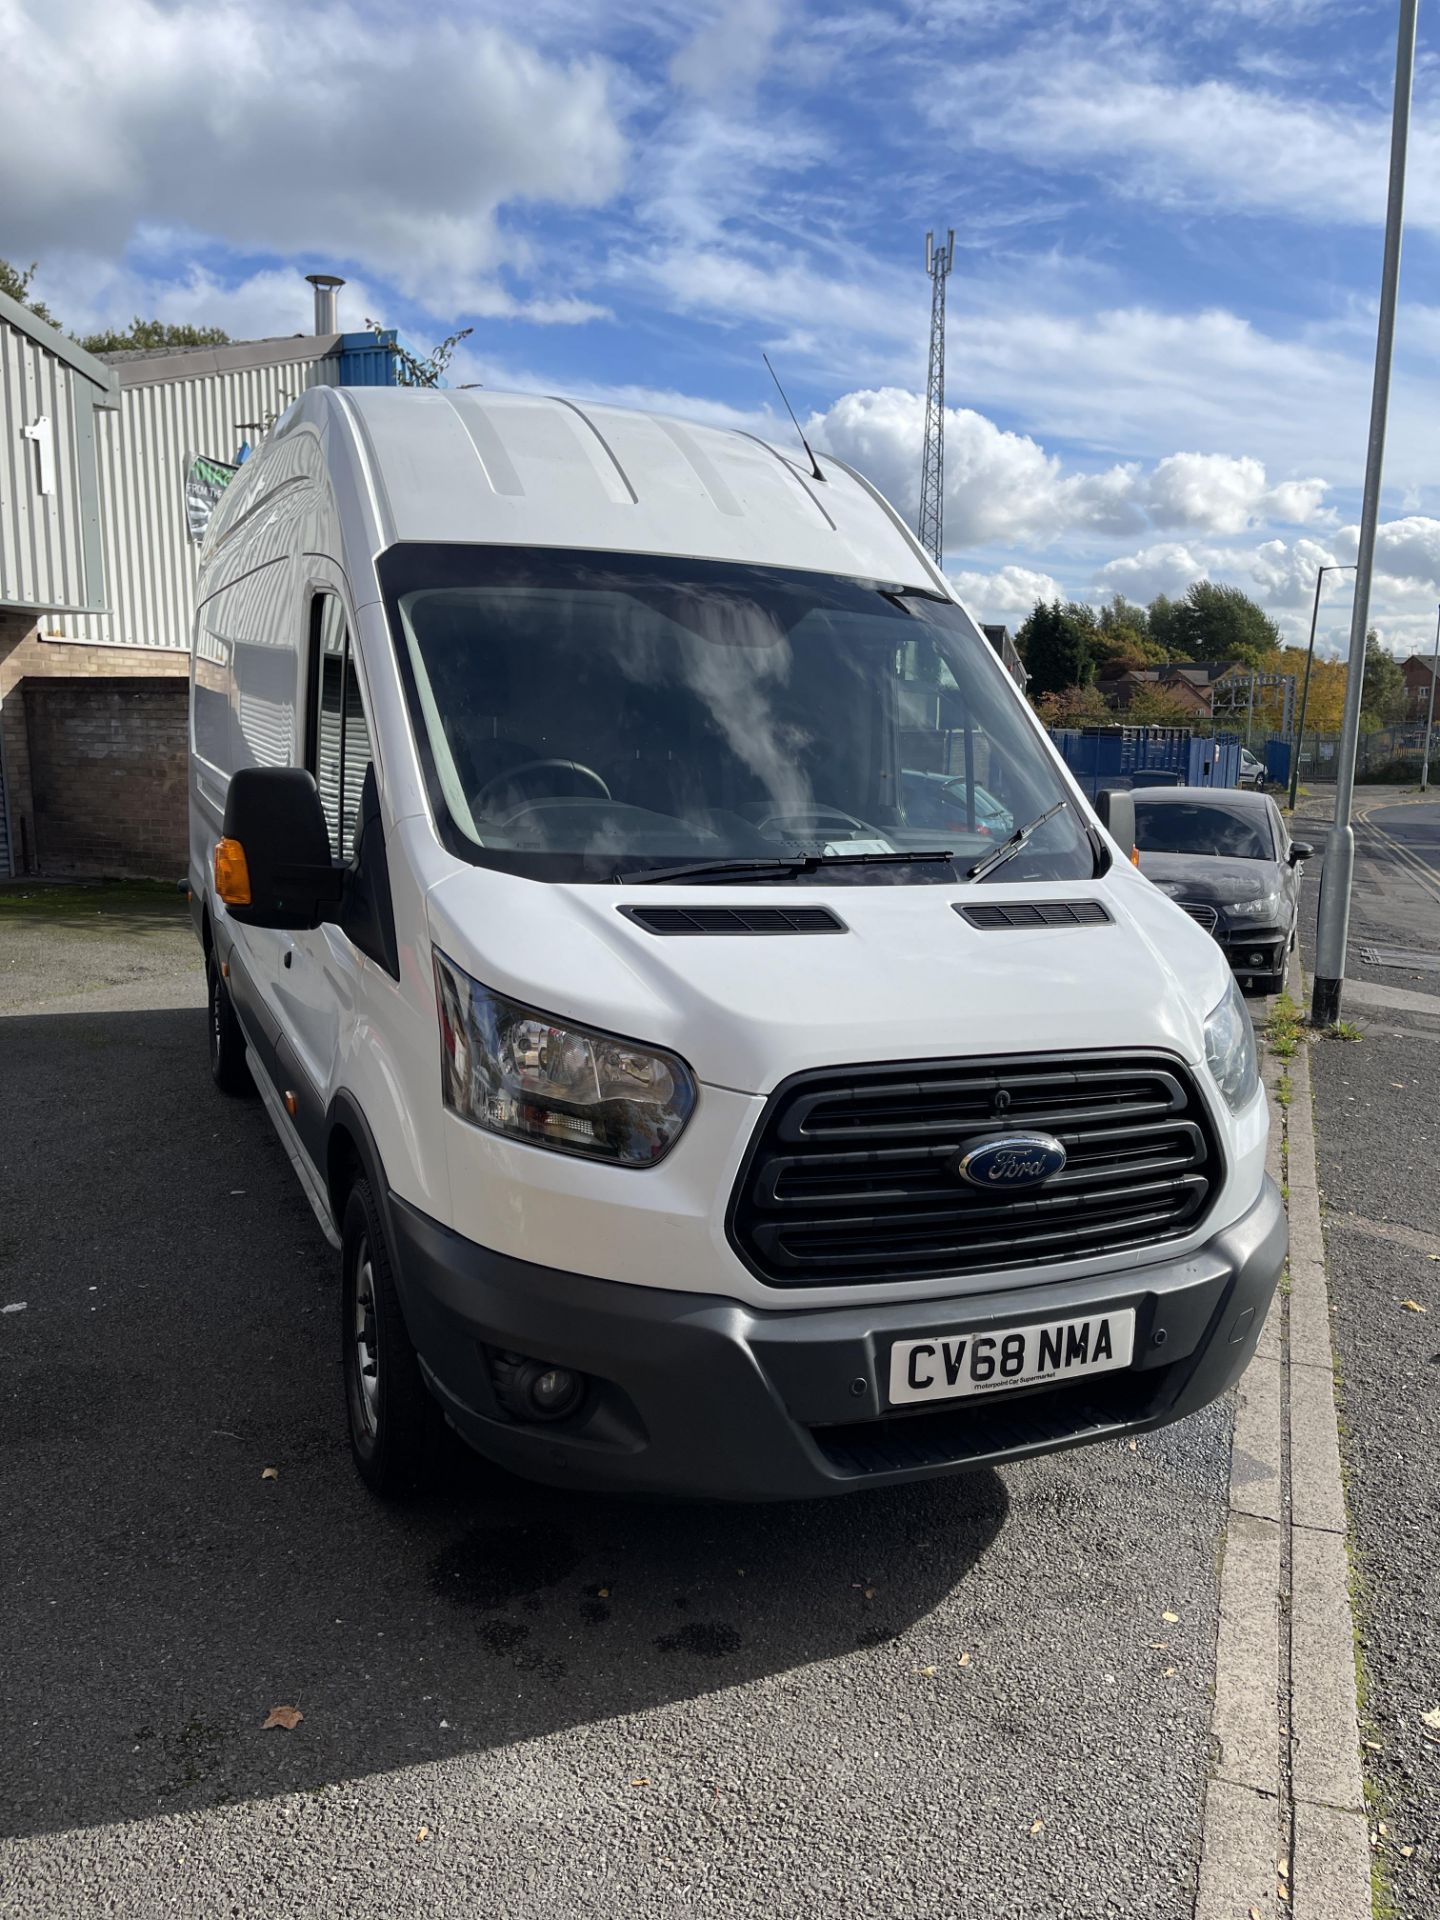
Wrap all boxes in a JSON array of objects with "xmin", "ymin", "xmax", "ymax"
[
  {"xmin": 1322, "ymin": 1020, "xmax": 1364, "ymax": 1043},
  {"xmin": 1277, "ymin": 1074, "xmax": 1293, "ymax": 1109},
  {"xmin": 1266, "ymin": 991, "xmax": 1303, "ymax": 1060}
]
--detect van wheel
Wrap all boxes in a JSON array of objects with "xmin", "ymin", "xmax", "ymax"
[
  {"xmin": 342, "ymin": 1177, "xmax": 437, "ymax": 1497},
  {"xmin": 207, "ymin": 950, "xmax": 253, "ymax": 1095}
]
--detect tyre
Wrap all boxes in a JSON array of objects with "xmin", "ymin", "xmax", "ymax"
[
  {"xmin": 341, "ymin": 1176, "xmax": 438, "ymax": 1497},
  {"xmin": 207, "ymin": 949, "xmax": 253, "ymax": 1095}
]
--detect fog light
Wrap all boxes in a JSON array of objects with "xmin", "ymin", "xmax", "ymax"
[
  {"xmin": 490, "ymin": 1351, "xmax": 586, "ymax": 1424},
  {"xmin": 1249, "ymin": 950, "xmax": 1265, "ymax": 967}
]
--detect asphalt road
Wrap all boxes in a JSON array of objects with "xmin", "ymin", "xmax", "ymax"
[
  {"xmin": 1295, "ymin": 793, "xmax": 1440, "ymax": 1920},
  {"xmin": 0, "ymin": 884, "xmax": 1234, "ymax": 1920}
]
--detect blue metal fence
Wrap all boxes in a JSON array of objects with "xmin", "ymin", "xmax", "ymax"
[{"xmin": 1047, "ymin": 726, "xmax": 1242, "ymax": 796}]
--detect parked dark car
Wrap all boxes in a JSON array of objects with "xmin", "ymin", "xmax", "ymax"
[{"xmin": 1134, "ymin": 788, "xmax": 1312, "ymax": 994}]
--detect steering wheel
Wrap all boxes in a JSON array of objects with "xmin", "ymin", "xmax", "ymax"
[{"xmin": 473, "ymin": 758, "xmax": 612, "ymax": 813}]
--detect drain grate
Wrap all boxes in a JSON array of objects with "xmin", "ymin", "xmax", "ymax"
[{"xmin": 1357, "ymin": 945, "xmax": 1440, "ymax": 972}]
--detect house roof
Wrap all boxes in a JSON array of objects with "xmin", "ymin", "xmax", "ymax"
[{"xmin": 98, "ymin": 332, "xmax": 343, "ymax": 387}]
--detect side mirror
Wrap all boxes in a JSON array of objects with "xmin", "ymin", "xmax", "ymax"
[
  {"xmin": 216, "ymin": 767, "xmax": 342, "ymax": 929},
  {"xmin": 1289, "ymin": 841, "xmax": 1313, "ymax": 865},
  {"xmin": 1095, "ymin": 788, "xmax": 1137, "ymax": 861}
]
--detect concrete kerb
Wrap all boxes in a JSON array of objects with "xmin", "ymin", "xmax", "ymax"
[{"xmin": 1195, "ymin": 952, "xmax": 1372, "ymax": 1920}]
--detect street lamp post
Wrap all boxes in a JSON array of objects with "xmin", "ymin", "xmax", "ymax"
[
  {"xmin": 1421, "ymin": 602, "xmax": 1440, "ymax": 793},
  {"xmin": 1288, "ymin": 563, "xmax": 1357, "ymax": 811},
  {"xmin": 1312, "ymin": 0, "xmax": 1419, "ymax": 1029}
]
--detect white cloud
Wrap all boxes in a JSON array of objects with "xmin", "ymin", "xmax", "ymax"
[
  {"xmin": 947, "ymin": 565, "xmax": 1066, "ymax": 622},
  {"xmin": 809, "ymin": 387, "xmax": 1331, "ymax": 553},
  {"xmin": 0, "ymin": 0, "xmax": 626, "ymax": 302},
  {"xmin": 669, "ymin": 0, "xmax": 787, "ymax": 97},
  {"xmin": 1145, "ymin": 453, "xmax": 1329, "ymax": 536},
  {"xmin": 1091, "ymin": 519, "xmax": 1440, "ymax": 653},
  {"xmin": 932, "ymin": 50, "xmax": 1440, "ymax": 234}
]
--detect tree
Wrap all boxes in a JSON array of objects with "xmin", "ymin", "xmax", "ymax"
[
  {"xmin": 1017, "ymin": 600, "xmax": 1097, "ymax": 698},
  {"xmin": 78, "ymin": 318, "xmax": 231, "ymax": 353},
  {"xmin": 1147, "ymin": 594, "xmax": 1190, "ymax": 660},
  {"xmin": 1122, "ymin": 685, "xmax": 1202, "ymax": 730},
  {"xmin": 1031, "ymin": 683, "xmax": 1111, "ymax": 728},
  {"xmin": 1170, "ymin": 581, "xmax": 1281, "ymax": 669},
  {"xmin": 0, "ymin": 256, "xmax": 59, "ymax": 329},
  {"xmin": 1361, "ymin": 629, "xmax": 1405, "ymax": 727},
  {"xmin": 1098, "ymin": 594, "xmax": 1150, "ymax": 640}
]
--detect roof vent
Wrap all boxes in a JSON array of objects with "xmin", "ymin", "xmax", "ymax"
[
  {"xmin": 620, "ymin": 905, "xmax": 846, "ymax": 936},
  {"xmin": 956, "ymin": 901, "xmax": 1112, "ymax": 930},
  {"xmin": 305, "ymin": 273, "xmax": 345, "ymax": 335}
]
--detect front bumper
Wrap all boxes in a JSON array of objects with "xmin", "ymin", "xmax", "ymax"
[
  {"xmin": 1219, "ymin": 924, "xmax": 1288, "ymax": 976},
  {"xmin": 392, "ymin": 1177, "xmax": 1286, "ymax": 1502}
]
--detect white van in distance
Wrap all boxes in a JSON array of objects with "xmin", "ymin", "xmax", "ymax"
[{"xmin": 189, "ymin": 384, "xmax": 1284, "ymax": 1501}]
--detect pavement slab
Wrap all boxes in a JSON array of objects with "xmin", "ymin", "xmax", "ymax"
[{"xmin": 1297, "ymin": 792, "xmax": 1440, "ymax": 1920}]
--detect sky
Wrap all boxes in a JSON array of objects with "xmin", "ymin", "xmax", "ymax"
[{"xmin": 5, "ymin": 0, "xmax": 1440, "ymax": 658}]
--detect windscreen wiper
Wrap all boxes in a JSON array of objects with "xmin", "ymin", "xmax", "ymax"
[
  {"xmin": 965, "ymin": 801, "xmax": 1069, "ymax": 883},
  {"xmin": 615, "ymin": 849, "xmax": 956, "ymax": 885}
]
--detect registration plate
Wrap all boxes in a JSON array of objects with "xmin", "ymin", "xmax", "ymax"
[{"xmin": 888, "ymin": 1309, "xmax": 1136, "ymax": 1407}]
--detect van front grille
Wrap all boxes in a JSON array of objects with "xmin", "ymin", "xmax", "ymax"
[{"xmin": 727, "ymin": 1051, "xmax": 1221, "ymax": 1288}]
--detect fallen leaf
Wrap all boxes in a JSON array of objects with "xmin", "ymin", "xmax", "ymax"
[
  {"xmin": 1421, "ymin": 1707, "xmax": 1440, "ymax": 1729},
  {"xmin": 1149, "ymin": 1641, "xmax": 1171, "ymax": 1651},
  {"xmin": 864, "ymin": 1587, "xmax": 877, "ymax": 1600},
  {"xmin": 1364, "ymin": 1740, "xmax": 1383, "ymax": 1751},
  {"xmin": 262, "ymin": 1705, "xmax": 303, "ymax": 1731},
  {"xmin": 1277, "ymin": 1886, "xmax": 1289, "ymax": 1903},
  {"xmin": 1277, "ymin": 1859, "xmax": 1288, "ymax": 1878},
  {"xmin": 630, "ymin": 1777, "xmax": 651, "ymax": 1788},
  {"xmin": 1250, "ymin": 1907, "xmax": 1263, "ymax": 1919},
  {"xmin": 1164, "ymin": 1667, "xmax": 1178, "ymax": 1678},
  {"xmin": 416, "ymin": 1826, "xmax": 429, "ymax": 1843},
  {"xmin": 261, "ymin": 1466, "xmax": 279, "ymax": 1481},
  {"xmin": 597, "ymin": 1588, "xmax": 610, "ymax": 1599},
  {"xmin": 1401, "ymin": 1845, "xmax": 1415, "ymax": 1858},
  {"xmin": 1378, "ymin": 1821, "xmax": 1389, "ymax": 1837},
  {"xmin": 1401, "ymin": 1300, "xmax": 1428, "ymax": 1314},
  {"xmin": 1029, "ymin": 1819, "xmax": 1044, "ymax": 1836},
  {"xmin": 958, "ymin": 1651, "xmax": 972, "ymax": 1668},
  {"xmin": 914, "ymin": 1665, "xmax": 937, "ymax": 1677},
  {"xmin": 1162, "ymin": 1611, "xmax": 1180, "ymax": 1624},
  {"xmin": 1127, "ymin": 1438, "xmax": 1138, "ymax": 1452}
]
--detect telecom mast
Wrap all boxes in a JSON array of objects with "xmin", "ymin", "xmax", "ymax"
[{"xmin": 919, "ymin": 229, "xmax": 955, "ymax": 564}]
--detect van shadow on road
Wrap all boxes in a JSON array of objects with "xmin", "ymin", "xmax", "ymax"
[{"xmin": 0, "ymin": 1007, "xmax": 1008, "ymax": 1841}]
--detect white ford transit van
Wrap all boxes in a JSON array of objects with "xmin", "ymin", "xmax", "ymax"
[{"xmin": 189, "ymin": 384, "xmax": 1283, "ymax": 1501}]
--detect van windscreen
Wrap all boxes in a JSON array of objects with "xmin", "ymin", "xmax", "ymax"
[{"xmin": 378, "ymin": 545, "xmax": 1092, "ymax": 885}]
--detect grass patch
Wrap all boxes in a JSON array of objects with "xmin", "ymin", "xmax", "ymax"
[
  {"xmin": 1266, "ymin": 989, "xmax": 1303, "ymax": 1060},
  {"xmin": 0, "ymin": 878, "xmax": 181, "ymax": 915},
  {"xmin": 1321, "ymin": 1019, "xmax": 1364, "ymax": 1044}
]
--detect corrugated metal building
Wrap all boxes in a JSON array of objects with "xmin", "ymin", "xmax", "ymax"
[
  {"xmin": 0, "ymin": 289, "xmax": 121, "ymax": 875},
  {"xmin": 55, "ymin": 332, "xmax": 385, "ymax": 653},
  {"xmin": 1, "ymin": 274, "xmax": 404, "ymax": 878}
]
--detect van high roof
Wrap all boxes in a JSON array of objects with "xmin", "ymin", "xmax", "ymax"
[{"xmin": 307, "ymin": 385, "xmax": 942, "ymax": 589}]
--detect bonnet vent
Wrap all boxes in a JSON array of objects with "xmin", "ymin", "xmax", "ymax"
[
  {"xmin": 620, "ymin": 905, "xmax": 846, "ymax": 936},
  {"xmin": 957, "ymin": 901, "xmax": 1112, "ymax": 930}
]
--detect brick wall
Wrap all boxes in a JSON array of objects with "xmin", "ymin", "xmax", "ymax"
[
  {"xmin": 23, "ymin": 678, "xmax": 189, "ymax": 878},
  {"xmin": 0, "ymin": 613, "xmax": 190, "ymax": 879}
]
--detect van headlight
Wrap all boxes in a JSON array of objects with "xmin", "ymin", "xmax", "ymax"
[
  {"xmin": 432, "ymin": 949, "xmax": 697, "ymax": 1165},
  {"xmin": 1203, "ymin": 977, "xmax": 1260, "ymax": 1113}
]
